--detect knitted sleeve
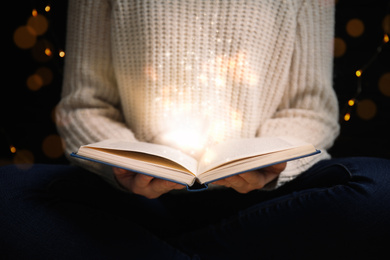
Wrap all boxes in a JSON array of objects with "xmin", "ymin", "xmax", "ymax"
[
  {"xmin": 257, "ymin": 1, "xmax": 340, "ymax": 187},
  {"xmin": 56, "ymin": 0, "xmax": 137, "ymax": 189}
]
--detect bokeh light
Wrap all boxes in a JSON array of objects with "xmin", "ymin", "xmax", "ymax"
[
  {"xmin": 32, "ymin": 39, "xmax": 54, "ymax": 62},
  {"xmin": 356, "ymin": 99, "xmax": 377, "ymax": 120},
  {"xmin": 42, "ymin": 134, "xmax": 65, "ymax": 159},
  {"xmin": 346, "ymin": 18, "xmax": 365, "ymax": 38},
  {"xmin": 378, "ymin": 72, "xmax": 390, "ymax": 97},
  {"xmin": 383, "ymin": 14, "xmax": 390, "ymax": 34},
  {"xmin": 333, "ymin": 37, "xmax": 347, "ymax": 57},
  {"xmin": 13, "ymin": 26, "xmax": 37, "ymax": 49},
  {"xmin": 26, "ymin": 74, "xmax": 43, "ymax": 91},
  {"xmin": 27, "ymin": 14, "xmax": 49, "ymax": 36}
]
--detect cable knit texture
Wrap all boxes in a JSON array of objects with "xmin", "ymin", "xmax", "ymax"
[{"xmin": 57, "ymin": 0, "xmax": 339, "ymax": 190}]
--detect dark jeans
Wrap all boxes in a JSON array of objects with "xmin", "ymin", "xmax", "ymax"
[{"xmin": 1, "ymin": 157, "xmax": 390, "ymax": 259}]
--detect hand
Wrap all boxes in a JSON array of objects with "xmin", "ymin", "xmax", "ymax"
[
  {"xmin": 113, "ymin": 168, "xmax": 185, "ymax": 199},
  {"xmin": 212, "ymin": 162, "xmax": 287, "ymax": 194}
]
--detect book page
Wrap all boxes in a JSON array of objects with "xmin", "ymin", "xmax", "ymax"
[
  {"xmin": 198, "ymin": 146, "xmax": 319, "ymax": 184},
  {"xmin": 82, "ymin": 139, "xmax": 199, "ymax": 174},
  {"xmin": 198, "ymin": 136, "xmax": 312, "ymax": 174}
]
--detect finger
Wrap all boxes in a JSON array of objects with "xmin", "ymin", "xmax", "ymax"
[
  {"xmin": 219, "ymin": 175, "xmax": 254, "ymax": 194},
  {"xmin": 149, "ymin": 179, "xmax": 181, "ymax": 194},
  {"xmin": 112, "ymin": 167, "xmax": 129, "ymax": 176},
  {"xmin": 225, "ymin": 174, "xmax": 250, "ymax": 188},
  {"xmin": 262, "ymin": 170, "xmax": 281, "ymax": 184},
  {"xmin": 239, "ymin": 171, "xmax": 266, "ymax": 189},
  {"xmin": 212, "ymin": 179, "xmax": 231, "ymax": 187},
  {"xmin": 133, "ymin": 173, "xmax": 154, "ymax": 188},
  {"xmin": 263, "ymin": 162, "xmax": 287, "ymax": 173},
  {"xmin": 137, "ymin": 179, "xmax": 183, "ymax": 199}
]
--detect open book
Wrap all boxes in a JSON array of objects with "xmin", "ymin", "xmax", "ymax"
[{"xmin": 71, "ymin": 137, "xmax": 320, "ymax": 191}]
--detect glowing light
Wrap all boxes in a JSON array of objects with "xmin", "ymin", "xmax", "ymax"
[
  {"xmin": 209, "ymin": 120, "xmax": 226, "ymax": 144},
  {"xmin": 26, "ymin": 74, "xmax": 43, "ymax": 91},
  {"xmin": 32, "ymin": 9, "xmax": 38, "ymax": 17},
  {"xmin": 333, "ymin": 37, "xmax": 347, "ymax": 58},
  {"xmin": 201, "ymin": 51, "xmax": 258, "ymax": 88},
  {"xmin": 144, "ymin": 66, "xmax": 158, "ymax": 81},
  {"xmin": 231, "ymin": 110, "xmax": 243, "ymax": 129},
  {"xmin": 32, "ymin": 39, "xmax": 54, "ymax": 62},
  {"xmin": 59, "ymin": 50, "xmax": 66, "ymax": 58},
  {"xmin": 384, "ymin": 34, "xmax": 389, "ymax": 43},
  {"xmin": 214, "ymin": 76, "xmax": 225, "ymax": 88},
  {"xmin": 27, "ymin": 14, "xmax": 49, "ymax": 36},
  {"xmin": 356, "ymin": 99, "xmax": 377, "ymax": 120},
  {"xmin": 201, "ymin": 149, "xmax": 217, "ymax": 166},
  {"xmin": 13, "ymin": 26, "xmax": 37, "ymax": 49},
  {"xmin": 42, "ymin": 134, "xmax": 65, "ymax": 159},
  {"xmin": 45, "ymin": 48, "xmax": 52, "ymax": 56},
  {"xmin": 10, "ymin": 146, "xmax": 16, "ymax": 154},
  {"xmin": 378, "ymin": 72, "xmax": 390, "ymax": 97},
  {"xmin": 344, "ymin": 113, "xmax": 351, "ymax": 121},
  {"xmin": 45, "ymin": 5, "xmax": 51, "ymax": 12},
  {"xmin": 355, "ymin": 70, "xmax": 362, "ymax": 77},
  {"xmin": 348, "ymin": 99, "xmax": 355, "ymax": 107},
  {"xmin": 160, "ymin": 127, "xmax": 206, "ymax": 157},
  {"xmin": 346, "ymin": 18, "xmax": 365, "ymax": 38}
]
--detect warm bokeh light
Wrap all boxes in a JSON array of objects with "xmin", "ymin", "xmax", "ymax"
[
  {"xmin": 346, "ymin": 18, "xmax": 365, "ymax": 38},
  {"xmin": 32, "ymin": 39, "xmax": 54, "ymax": 62},
  {"xmin": 13, "ymin": 26, "xmax": 37, "ymax": 49},
  {"xmin": 26, "ymin": 74, "xmax": 43, "ymax": 91},
  {"xmin": 10, "ymin": 146, "xmax": 16, "ymax": 154},
  {"xmin": 383, "ymin": 14, "xmax": 390, "ymax": 34},
  {"xmin": 59, "ymin": 50, "xmax": 66, "ymax": 58},
  {"xmin": 378, "ymin": 72, "xmax": 390, "ymax": 97},
  {"xmin": 384, "ymin": 34, "xmax": 389, "ymax": 43},
  {"xmin": 356, "ymin": 99, "xmax": 377, "ymax": 120},
  {"xmin": 27, "ymin": 14, "xmax": 49, "ymax": 36},
  {"xmin": 348, "ymin": 99, "xmax": 355, "ymax": 107},
  {"xmin": 42, "ymin": 134, "xmax": 65, "ymax": 159},
  {"xmin": 355, "ymin": 70, "xmax": 362, "ymax": 77},
  {"xmin": 333, "ymin": 37, "xmax": 347, "ymax": 58},
  {"xmin": 45, "ymin": 48, "xmax": 52, "ymax": 56},
  {"xmin": 344, "ymin": 113, "xmax": 351, "ymax": 122}
]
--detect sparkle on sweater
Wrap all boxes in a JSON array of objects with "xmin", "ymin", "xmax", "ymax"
[{"xmin": 145, "ymin": 51, "xmax": 256, "ymax": 156}]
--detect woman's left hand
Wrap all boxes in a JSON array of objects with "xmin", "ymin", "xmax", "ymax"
[{"xmin": 212, "ymin": 162, "xmax": 287, "ymax": 193}]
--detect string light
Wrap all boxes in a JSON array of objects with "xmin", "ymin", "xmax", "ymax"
[
  {"xmin": 342, "ymin": 24, "xmax": 390, "ymax": 122},
  {"xmin": 10, "ymin": 145, "xmax": 16, "ymax": 154},
  {"xmin": 344, "ymin": 113, "xmax": 351, "ymax": 122},
  {"xmin": 32, "ymin": 9, "xmax": 38, "ymax": 17},
  {"xmin": 44, "ymin": 47, "xmax": 52, "ymax": 57},
  {"xmin": 59, "ymin": 50, "xmax": 65, "ymax": 58},
  {"xmin": 45, "ymin": 5, "xmax": 51, "ymax": 13}
]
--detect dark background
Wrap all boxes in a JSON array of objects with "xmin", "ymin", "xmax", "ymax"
[{"xmin": 2, "ymin": 0, "xmax": 390, "ymax": 166}]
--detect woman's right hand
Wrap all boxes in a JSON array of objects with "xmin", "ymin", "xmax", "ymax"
[{"xmin": 112, "ymin": 167, "xmax": 185, "ymax": 199}]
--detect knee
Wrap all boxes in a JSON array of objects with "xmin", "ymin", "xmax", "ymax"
[
  {"xmin": 340, "ymin": 157, "xmax": 390, "ymax": 204},
  {"xmin": 341, "ymin": 157, "xmax": 390, "ymax": 182}
]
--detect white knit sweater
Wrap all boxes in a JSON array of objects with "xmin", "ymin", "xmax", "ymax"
[{"xmin": 57, "ymin": 0, "xmax": 339, "ymax": 190}]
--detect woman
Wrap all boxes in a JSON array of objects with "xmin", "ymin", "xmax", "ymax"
[{"xmin": 1, "ymin": 0, "xmax": 389, "ymax": 259}]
